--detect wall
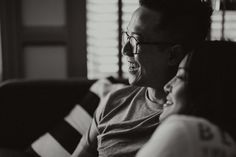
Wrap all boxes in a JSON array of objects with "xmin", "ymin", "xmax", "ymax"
[
  {"xmin": 0, "ymin": 24, "xmax": 2, "ymax": 81},
  {"xmin": 21, "ymin": 0, "xmax": 67, "ymax": 79}
]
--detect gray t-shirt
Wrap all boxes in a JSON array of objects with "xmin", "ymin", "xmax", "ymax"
[{"xmin": 93, "ymin": 85, "xmax": 162, "ymax": 157}]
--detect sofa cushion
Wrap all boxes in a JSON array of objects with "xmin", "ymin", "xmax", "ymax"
[
  {"xmin": 0, "ymin": 79, "xmax": 95, "ymax": 149},
  {"xmin": 27, "ymin": 77, "xmax": 126, "ymax": 157}
]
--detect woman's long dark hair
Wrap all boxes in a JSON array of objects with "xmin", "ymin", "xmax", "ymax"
[{"xmin": 185, "ymin": 41, "xmax": 236, "ymax": 139}]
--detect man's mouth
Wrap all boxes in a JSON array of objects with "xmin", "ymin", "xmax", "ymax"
[{"xmin": 128, "ymin": 61, "xmax": 139, "ymax": 73}]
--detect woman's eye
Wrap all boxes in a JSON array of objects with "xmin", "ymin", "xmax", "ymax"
[
  {"xmin": 176, "ymin": 69, "xmax": 188, "ymax": 81},
  {"xmin": 176, "ymin": 75, "xmax": 183, "ymax": 80},
  {"xmin": 176, "ymin": 74, "xmax": 187, "ymax": 81}
]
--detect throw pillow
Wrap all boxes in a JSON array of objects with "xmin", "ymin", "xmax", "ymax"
[{"xmin": 26, "ymin": 77, "xmax": 126, "ymax": 157}]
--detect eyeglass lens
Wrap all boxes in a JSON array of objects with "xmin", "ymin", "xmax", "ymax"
[{"xmin": 122, "ymin": 32, "xmax": 138, "ymax": 54}]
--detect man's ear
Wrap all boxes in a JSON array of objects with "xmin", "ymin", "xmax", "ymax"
[{"xmin": 168, "ymin": 45, "xmax": 186, "ymax": 66}]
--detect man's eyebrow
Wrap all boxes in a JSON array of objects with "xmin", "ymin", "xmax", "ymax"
[
  {"xmin": 131, "ymin": 32, "xmax": 142, "ymax": 37},
  {"xmin": 126, "ymin": 27, "xmax": 142, "ymax": 37}
]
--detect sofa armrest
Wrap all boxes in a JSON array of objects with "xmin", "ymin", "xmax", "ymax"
[{"xmin": 0, "ymin": 78, "xmax": 95, "ymax": 149}]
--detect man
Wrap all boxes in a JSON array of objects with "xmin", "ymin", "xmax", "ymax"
[{"xmin": 72, "ymin": 0, "xmax": 212, "ymax": 156}]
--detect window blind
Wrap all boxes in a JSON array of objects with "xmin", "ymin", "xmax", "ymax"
[
  {"xmin": 0, "ymin": 24, "xmax": 2, "ymax": 81},
  {"xmin": 86, "ymin": 0, "xmax": 236, "ymax": 79},
  {"xmin": 211, "ymin": 10, "xmax": 236, "ymax": 41},
  {"xmin": 86, "ymin": 0, "xmax": 138, "ymax": 79}
]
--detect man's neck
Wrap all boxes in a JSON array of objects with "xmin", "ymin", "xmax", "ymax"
[{"xmin": 147, "ymin": 87, "xmax": 165, "ymax": 105}]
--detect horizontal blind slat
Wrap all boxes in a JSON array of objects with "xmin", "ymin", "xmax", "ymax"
[
  {"xmin": 86, "ymin": 0, "xmax": 119, "ymax": 79},
  {"xmin": 211, "ymin": 11, "xmax": 236, "ymax": 41},
  {"xmin": 87, "ymin": 0, "xmax": 139, "ymax": 79}
]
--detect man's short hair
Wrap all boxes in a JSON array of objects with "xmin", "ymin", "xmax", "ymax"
[{"xmin": 139, "ymin": 0, "xmax": 213, "ymax": 42}]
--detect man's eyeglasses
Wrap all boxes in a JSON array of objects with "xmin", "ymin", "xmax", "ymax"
[{"xmin": 122, "ymin": 31, "xmax": 173, "ymax": 55}]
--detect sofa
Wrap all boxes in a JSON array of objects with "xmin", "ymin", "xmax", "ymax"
[
  {"xmin": 0, "ymin": 79, "xmax": 95, "ymax": 149},
  {"xmin": 0, "ymin": 77, "xmax": 127, "ymax": 157}
]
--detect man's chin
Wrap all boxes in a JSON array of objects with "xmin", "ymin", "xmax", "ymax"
[
  {"xmin": 128, "ymin": 78, "xmax": 135, "ymax": 85},
  {"xmin": 128, "ymin": 74, "xmax": 144, "ymax": 86},
  {"xmin": 128, "ymin": 74, "xmax": 137, "ymax": 85}
]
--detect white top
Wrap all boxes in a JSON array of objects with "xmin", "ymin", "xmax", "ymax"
[{"xmin": 137, "ymin": 115, "xmax": 236, "ymax": 157}]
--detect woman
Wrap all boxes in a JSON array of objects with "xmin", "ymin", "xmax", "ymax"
[{"xmin": 136, "ymin": 41, "xmax": 236, "ymax": 157}]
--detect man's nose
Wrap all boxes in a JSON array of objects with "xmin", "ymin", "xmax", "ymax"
[{"xmin": 122, "ymin": 42, "xmax": 134, "ymax": 57}]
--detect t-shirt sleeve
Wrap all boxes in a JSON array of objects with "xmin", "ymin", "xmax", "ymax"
[
  {"xmin": 136, "ymin": 116, "xmax": 194, "ymax": 157},
  {"xmin": 71, "ymin": 93, "xmax": 111, "ymax": 157},
  {"xmin": 71, "ymin": 118, "xmax": 98, "ymax": 157}
]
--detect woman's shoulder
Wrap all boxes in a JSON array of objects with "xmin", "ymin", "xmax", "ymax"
[
  {"xmin": 162, "ymin": 115, "xmax": 220, "ymax": 137},
  {"xmin": 138, "ymin": 115, "xmax": 236, "ymax": 157},
  {"xmin": 161, "ymin": 115, "xmax": 236, "ymax": 156},
  {"xmin": 165, "ymin": 114, "xmax": 204, "ymax": 122}
]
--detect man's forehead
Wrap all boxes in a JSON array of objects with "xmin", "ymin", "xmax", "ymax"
[
  {"xmin": 127, "ymin": 6, "xmax": 178, "ymax": 42},
  {"xmin": 127, "ymin": 6, "xmax": 163, "ymax": 36}
]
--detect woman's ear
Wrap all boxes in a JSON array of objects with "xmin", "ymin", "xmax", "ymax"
[{"xmin": 168, "ymin": 45, "xmax": 186, "ymax": 66}]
